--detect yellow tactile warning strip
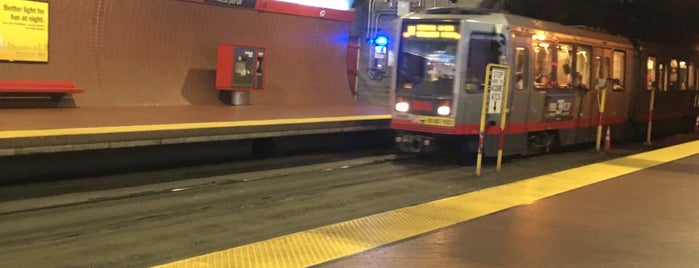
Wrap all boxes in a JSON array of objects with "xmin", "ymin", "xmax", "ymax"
[
  {"xmin": 0, "ymin": 115, "xmax": 391, "ymax": 139},
  {"xmin": 154, "ymin": 140, "xmax": 699, "ymax": 268}
]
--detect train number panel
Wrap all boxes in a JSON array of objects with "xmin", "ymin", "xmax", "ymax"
[{"xmin": 543, "ymin": 95, "xmax": 575, "ymax": 122}]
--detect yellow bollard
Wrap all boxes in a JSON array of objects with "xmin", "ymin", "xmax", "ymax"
[{"xmin": 604, "ymin": 126, "xmax": 611, "ymax": 152}]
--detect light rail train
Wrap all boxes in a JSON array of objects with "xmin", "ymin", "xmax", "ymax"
[{"xmin": 390, "ymin": 8, "xmax": 699, "ymax": 155}]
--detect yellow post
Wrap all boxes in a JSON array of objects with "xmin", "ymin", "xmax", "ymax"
[
  {"xmin": 476, "ymin": 67, "xmax": 491, "ymax": 176},
  {"xmin": 645, "ymin": 89, "xmax": 655, "ymax": 145},
  {"xmin": 496, "ymin": 67, "xmax": 511, "ymax": 172},
  {"xmin": 477, "ymin": 64, "xmax": 510, "ymax": 175},
  {"xmin": 595, "ymin": 87, "xmax": 607, "ymax": 151}
]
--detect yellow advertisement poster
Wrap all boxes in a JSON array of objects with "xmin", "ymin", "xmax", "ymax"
[{"xmin": 0, "ymin": 0, "xmax": 48, "ymax": 62}]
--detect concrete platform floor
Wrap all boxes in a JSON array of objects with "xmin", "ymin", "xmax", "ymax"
[
  {"xmin": 323, "ymin": 153, "xmax": 699, "ymax": 267},
  {"xmin": 155, "ymin": 140, "xmax": 699, "ymax": 268}
]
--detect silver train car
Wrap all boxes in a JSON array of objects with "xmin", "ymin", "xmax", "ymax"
[{"xmin": 390, "ymin": 8, "xmax": 699, "ymax": 155}]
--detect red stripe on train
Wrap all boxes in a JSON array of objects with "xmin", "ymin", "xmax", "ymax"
[{"xmin": 391, "ymin": 115, "xmax": 628, "ymax": 135}]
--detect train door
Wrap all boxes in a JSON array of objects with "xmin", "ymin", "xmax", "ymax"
[
  {"xmin": 590, "ymin": 47, "xmax": 609, "ymax": 140},
  {"xmin": 553, "ymin": 42, "xmax": 585, "ymax": 146},
  {"xmin": 592, "ymin": 47, "xmax": 628, "ymax": 135},
  {"xmin": 509, "ymin": 35, "xmax": 533, "ymax": 153},
  {"xmin": 525, "ymin": 35, "xmax": 563, "ymax": 152},
  {"xmin": 525, "ymin": 36, "xmax": 551, "ymax": 133},
  {"xmin": 573, "ymin": 45, "xmax": 595, "ymax": 143},
  {"xmin": 458, "ymin": 22, "xmax": 510, "ymax": 156},
  {"xmin": 694, "ymin": 65, "xmax": 699, "ymax": 109},
  {"xmin": 607, "ymin": 48, "xmax": 631, "ymax": 131},
  {"xmin": 510, "ymin": 35, "xmax": 532, "ymax": 124}
]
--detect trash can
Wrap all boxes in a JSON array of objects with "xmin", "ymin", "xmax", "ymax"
[{"xmin": 231, "ymin": 90, "xmax": 250, "ymax": 106}]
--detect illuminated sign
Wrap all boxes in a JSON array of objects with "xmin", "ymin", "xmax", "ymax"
[
  {"xmin": 402, "ymin": 24, "xmax": 460, "ymax": 39},
  {"xmin": 203, "ymin": 0, "xmax": 257, "ymax": 8},
  {"xmin": 274, "ymin": 0, "xmax": 353, "ymax": 11},
  {"xmin": 411, "ymin": 115, "xmax": 455, "ymax": 127},
  {"xmin": 0, "ymin": 0, "xmax": 49, "ymax": 62}
]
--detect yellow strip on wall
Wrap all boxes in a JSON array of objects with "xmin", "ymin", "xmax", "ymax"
[{"xmin": 0, "ymin": 115, "xmax": 391, "ymax": 139}]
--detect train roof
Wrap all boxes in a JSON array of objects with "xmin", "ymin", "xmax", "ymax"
[{"xmin": 402, "ymin": 8, "xmax": 633, "ymax": 48}]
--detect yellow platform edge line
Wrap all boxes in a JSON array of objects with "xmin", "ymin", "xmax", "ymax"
[
  {"xmin": 154, "ymin": 140, "xmax": 699, "ymax": 268},
  {"xmin": 0, "ymin": 114, "xmax": 392, "ymax": 139}
]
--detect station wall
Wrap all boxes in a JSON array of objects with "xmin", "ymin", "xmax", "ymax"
[{"xmin": 0, "ymin": 0, "xmax": 356, "ymax": 107}]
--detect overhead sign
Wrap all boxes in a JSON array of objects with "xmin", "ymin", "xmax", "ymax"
[
  {"xmin": 274, "ymin": 0, "xmax": 353, "ymax": 11},
  {"xmin": 0, "ymin": 0, "xmax": 49, "ymax": 62},
  {"xmin": 180, "ymin": 0, "xmax": 355, "ymax": 22},
  {"xmin": 203, "ymin": 0, "xmax": 257, "ymax": 8}
]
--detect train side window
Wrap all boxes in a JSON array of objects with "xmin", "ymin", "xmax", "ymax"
[
  {"xmin": 669, "ymin": 59, "xmax": 678, "ymax": 90},
  {"xmin": 533, "ymin": 42, "xmax": 552, "ymax": 89},
  {"xmin": 679, "ymin": 60, "xmax": 688, "ymax": 90},
  {"xmin": 658, "ymin": 63, "xmax": 667, "ymax": 91},
  {"xmin": 593, "ymin": 54, "xmax": 611, "ymax": 88},
  {"xmin": 556, "ymin": 44, "xmax": 573, "ymax": 88},
  {"xmin": 687, "ymin": 63, "xmax": 697, "ymax": 90},
  {"xmin": 575, "ymin": 45, "xmax": 592, "ymax": 89},
  {"xmin": 465, "ymin": 33, "xmax": 503, "ymax": 92},
  {"xmin": 687, "ymin": 63, "xmax": 696, "ymax": 90},
  {"xmin": 514, "ymin": 47, "xmax": 528, "ymax": 90},
  {"xmin": 612, "ymin": 51, "xmax": 625, "ymax": 90},
  {"xmin": 646, "ymin": 57, "xmax": 657, "ymax": 90}
]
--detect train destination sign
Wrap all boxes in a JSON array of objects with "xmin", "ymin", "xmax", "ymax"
[{"xmin": 402, "ymin": 23, "xmax": 460, "ymax": 39}]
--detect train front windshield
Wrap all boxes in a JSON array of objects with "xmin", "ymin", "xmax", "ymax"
[{"xmin": 397, "ymin": 21, "xmax": 460, "ymax": 98}]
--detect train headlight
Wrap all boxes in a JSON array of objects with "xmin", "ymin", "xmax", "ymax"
[
  {"xmin": 437, "ymin": 100, "xmax": 451, "ymax": 116},
  {"xmin": 437, "ymin": 105, "xmax": 451, "ymax": 115},
  {"xmin": 395, "ymin": 97, "xmax": 410, "ymax": 112},
  {"xmin": 395, "ymin": 101, "xmax": 410, "ymax": 113}
]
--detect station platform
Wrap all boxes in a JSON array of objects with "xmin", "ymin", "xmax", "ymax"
[
  {"xmin": 155, "ymin": 139, "xmax": 699, "ymax": 267},
  {"xmin": 0, "ymin": 104, "xmax": 391, "ymax": 157}
]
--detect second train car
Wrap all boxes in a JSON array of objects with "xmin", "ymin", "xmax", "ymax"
[{"xmin": 391, "ymin": 8, "xmax": 699, "ymax": 155}]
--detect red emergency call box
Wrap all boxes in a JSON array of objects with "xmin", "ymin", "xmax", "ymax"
[{"xmin": 216, "ymin": 43, "xmax": 265, "ymax": 90}]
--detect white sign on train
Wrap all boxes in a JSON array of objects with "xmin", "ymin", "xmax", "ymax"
[{"xmin": 487, "ymin": 67, "xmax": 506, "ymax": 114}]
